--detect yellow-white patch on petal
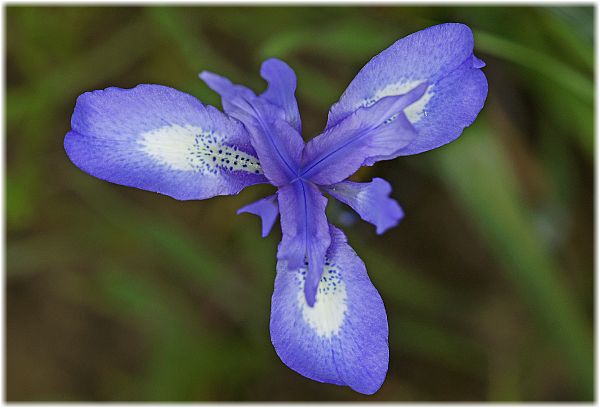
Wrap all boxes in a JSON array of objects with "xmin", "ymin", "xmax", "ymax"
[
  {"xmin": 139, "ymin": 124, "xmax": 262, "ymax": 175},
  {"xmin": 296, "ymin": 265, "xmax": 348, "ymax": 338},
  {"xmin": 369, "ymin": 80, "xmax": 434, "ymax": 124}
]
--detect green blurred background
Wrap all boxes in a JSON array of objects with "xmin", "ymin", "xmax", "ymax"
[{"xmin": 5, "ymin": 5, "xmax": 594, "ymax": 402}]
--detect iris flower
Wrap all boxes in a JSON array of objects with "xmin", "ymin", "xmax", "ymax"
[{"xmin": 64, "ymin": 23, "xmax": 487, "ymax": 394}]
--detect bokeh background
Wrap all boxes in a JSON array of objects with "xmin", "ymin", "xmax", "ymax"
[{"xmin": 6, "ymin": 5, "xmax": 594, "ymax": 402}]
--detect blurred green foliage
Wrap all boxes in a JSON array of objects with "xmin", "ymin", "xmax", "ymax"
[{"xmin": 6, "ymin": 5, "xmax": 593, "ymax": 402}]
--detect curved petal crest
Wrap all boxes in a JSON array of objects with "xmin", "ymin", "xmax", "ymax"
[
  {"xmin": 260, "ymin": 58, "xmax": 302, "ymax": 133},
  {"xmin": 277, "ymin": 180, "xmax": 330, "ymax": 306},
  {"xmin": 237, "ymin": 194, "xmax": 279, "ymax": 237},
  {"xmin": 326, "ymin": 178, "xmax": 404, "ymax": 234}
]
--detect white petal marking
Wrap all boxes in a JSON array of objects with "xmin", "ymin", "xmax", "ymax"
[
  {"xmin": 365, "ymin": 80, "xmax": 435, "ymax": 124},
  {"xmin": 139, "ymin": 124, "xmax": 263, "ymax": 175},
  {"xmin": 296, "ymin": 263, "xmax": 348, "ymax": 338}
]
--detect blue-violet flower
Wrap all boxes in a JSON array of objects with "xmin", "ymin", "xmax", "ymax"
[{"xmin": 64, "ymin": 23, "xmax": 488, "ymax": 394}]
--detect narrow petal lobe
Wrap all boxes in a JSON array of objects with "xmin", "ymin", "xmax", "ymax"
[
  {"xmin": 326, "ymin": 178, "xmax": 404, "ymax": 234},
  {"xmin": 237, "ymin": 194, "xmax": 279, "ymax": 237},
  {"xmin": 277, "ymin": 180, "xmax": 330, "ymax": 306},
  {"xmin": 198, "ymin": 71, "xmax": 257, "ymax": 121},
  {"xmin": 260, "ymin": 58, "xmax": 302, "ymax": 133},
  {"xmin": 270, "ymin": 225, "xmax": 389, "ymax": 394}
]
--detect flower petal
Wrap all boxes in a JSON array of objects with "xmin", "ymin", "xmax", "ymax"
[
  {"xmin": 201, "ymin": 58, "xmax": 302, "ymax": 133},
  {"xmin": 244, "ymin": 105, "xmax": 304, "ymax": 186},
  {"xmin": 326, "ymin": 23, "xmax": 487, "ymax": 156},
  {"xmin": 200, "ymin": 71, "xmax": 304, "ymax": 185},
  {"xmin": 64, "ymin": 84, "xmax": 266, "ymax": 200},
  {"xmin": 326, "ymin": 178, "xmax": 404, "ymax": 235},
  {"xmin": 300, "ymin": 86, "xmax": 424, "ymax": 185},
  {"xmin": 393, "ymin": 57, "xmax": 488, "ymax": 156},
  {"xmin": 270, "ymin": 225, "xmax": 389, "ymax": 394},
  {"xmin": 260, "ymin": 58, "xmax": 302, "ymax": 133},
  {"xmin": 277, "ymin": 180, "xmax": 330, "ymax": 306},
  {"xmin": 237, "ymin": 194, "xmax": 279, "ymax": 237},
  {"xmin": 198, "ymin": 71, "xmax": 258, "ymax": 123}
]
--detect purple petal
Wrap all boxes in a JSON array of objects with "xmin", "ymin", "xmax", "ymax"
[
  {"xmin": 200, "ymin": 59, "xmax": 301, "ymax": 133},
  {"xmin": 199, "ymin": 71, "xmax": 258, "ymax": 123},
  {"xmin": 244, "ymin": 103, "xmax": 304, "ymax": 186},
  {"xmin": 300, "ymin": 87, "xmax": 423, "ymax": 186},
  {"xmin": 200, "ymin": 71, "xmax": 304, "ymax": 185},
  {"xmin": 472, "ymin": 54, "xmax": 486, "ymax": 69},
  {"xmin": 237, "ymin": 194, "xmax": 279, "ymax": 237},
  {"xmin": 393, "ymin": 57, "xmax": 488, "ymax": 156},
  {"xmin": 277, "ymin": 180, "xmax": 330, "ymax": 306},
  {"xmin": 260, "ymin": 58, "xmax": 302, "ymax": 133},
  {"xmin": 270, "ymin": 225, "xmax": 389, "ymax": 394},
  {"xmin": 326, "ymin": 178, "xmax": 404, "ymax": 235},
  {"xmin": 326, "ymin": 23, "xmax": 487, "ymax": 156},
  {"xmin": 64, "ymin": 84, "xmax": 266, "ymax": 200}
]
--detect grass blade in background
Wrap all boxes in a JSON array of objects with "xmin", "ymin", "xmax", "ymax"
[
  {"xmin": 433, "ymin": 120, "xmax": 593, "ymax": 399},
  {"xmin": 474, "ymin": 30, "xmax": 593, "ymax": 103}
]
